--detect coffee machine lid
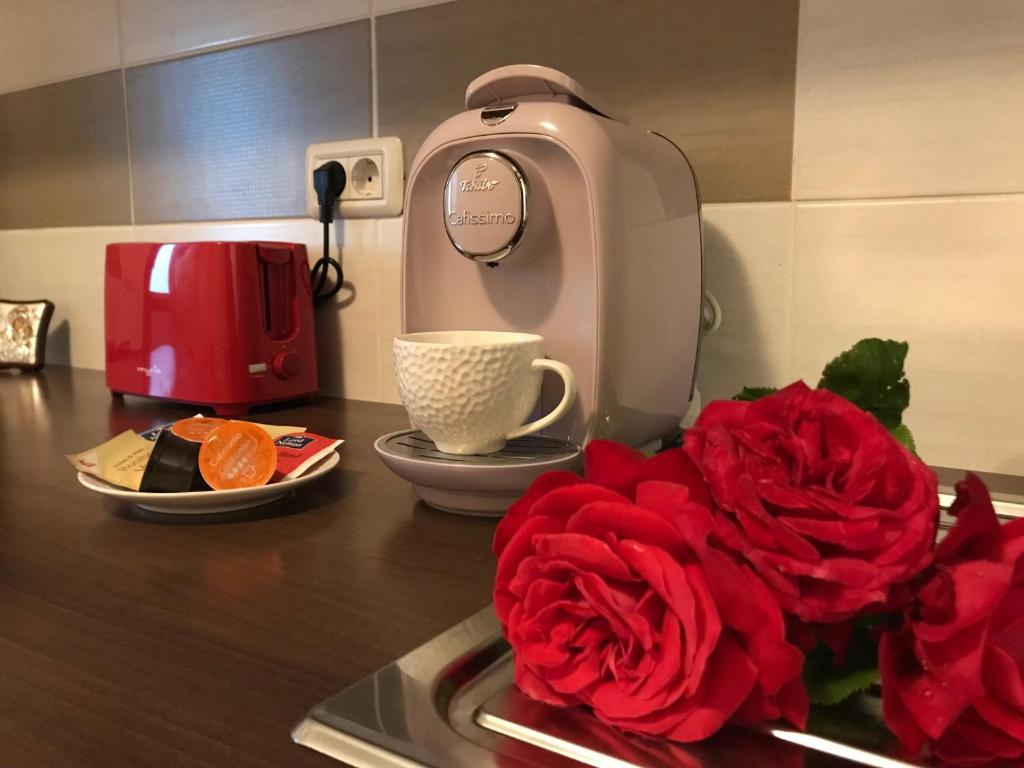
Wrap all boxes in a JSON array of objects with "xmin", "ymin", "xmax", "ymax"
[{"xmin": 465, "ymin": 64, "xmax": 622, "ymax": 122}]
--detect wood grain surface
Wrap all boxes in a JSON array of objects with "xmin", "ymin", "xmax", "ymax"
[{"xmin": 0, "ymin": 366, "xmax": 497, "ymax": 767}]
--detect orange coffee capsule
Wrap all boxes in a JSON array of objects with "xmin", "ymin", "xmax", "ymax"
[
  {"xmin": 198, "ymin": 422, "xmax": 277, "ymax": 490},
  {"xmin": 170, "ymin": 417, "xmax": 228, "ymax": 443}
]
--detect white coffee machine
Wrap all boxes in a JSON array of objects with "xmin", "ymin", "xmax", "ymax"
[{"xmin": 376, "ymin": 65, "xmax": 703, "ymax": 514}]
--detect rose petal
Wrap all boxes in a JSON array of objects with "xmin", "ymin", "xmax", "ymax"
[
  {"xmin": 528, "ymin": 484, "xmax": 632, "ymax": 524},
  {"xmin": 565, "ymin": 499, "xmax": 688, "ymax": 555},
  {"xmin": 616, "ymin": 541, "xmax": 721, "ymax": 692},
  {"xmin": 972, "ymin": 695, "xmax": 1024, "ymax": 742},
  {"xmin": 733, "ymin": 675, "xmax": 808, "ymax": 730},
  {"xmin": 598, "ymin": 632, "xmax": 758, "ymax": 743},
  {"xmin": 936, "ymin": 473, "xmax": 1004, "ymax": 565},
  {"xmin": 571, "ymin": 570, "xmax": 651, "ymax": 645},
  {"xmin": 585, "ymin": 440, "xmax": 710, "ymax": 506},
  {"xmin": 514, "ymin": 658, "xmax": 573, "ymax": 707},
  {"xmin": 776, "ymin": 513, "xmax": 887, "ymax": 550},
  {"xmin": 732, "ymin": 478, "xmax": 821, "ymax": 561},
  {"xmin": 700, "ymin": 550, "xmax": 804, "ymax": 694},
  {"xmin": 495, "ymin": 515, "xmax": 565, "ymax": 623},
  {"xmin": 533, "ymin": 532, "xmax": 636, "ymax": 581},
  {"xmin": 912, "ymin": 560, "xmax": 1013, "ymax": 644},
  {"xmin": 522, "ymin": 577, "xmax": 571, "ymax": 615},
  {"xmin": 635, "ymin": 481, "xmax": 716, "ymax": 539},
  {"xmin": 494, "ymin": 471, "xmax": 582, "ymax": 555},
  {"xmin": 934, "ymin": 707, "xmax": 1024, "ymax": 764},
  {"xmin": 998, "ymin": 518, "xmax": 1024, "ymax": 563},
  {"xmin": 879, "ymin": 629, "xmax": 930, "ymax": 759},
  {"xmin": 982, "ymin": 644, "xmax": 1024, "ymax": 713},
  {"xmin": 992, "ymin": 607, "xmax": 1024, "ymax": 664},
  {"xmin": 901, "ymin": 618, "xmax": 989, "ymax": 740},
  {"xmin": 544, "ymin": 645, "xmax": 604, "ymax": 695}
]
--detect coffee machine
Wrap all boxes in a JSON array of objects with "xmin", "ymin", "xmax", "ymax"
[{"xmin": 376, "ymin": 65, "xmax": 702, "ymax": 514}]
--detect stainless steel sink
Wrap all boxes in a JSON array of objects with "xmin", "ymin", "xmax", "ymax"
[
  {"xmin": 294, "ymin": 491, "xmax": 1024, "ymax": 767},
  {"xmin": 292, "ymin": 607, "xmax": 925, "ymax": 768}
]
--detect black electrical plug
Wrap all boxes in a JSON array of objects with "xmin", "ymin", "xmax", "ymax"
[
  {"xmin": 314, "ymin": 160, "xmax": 346, "ymax": 223},
  {"xmin": 311, "ymin": 161, "xmax": 347, "ymax": 305}
]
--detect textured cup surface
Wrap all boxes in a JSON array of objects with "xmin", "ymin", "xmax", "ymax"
[{"xmin": 394, "ymin": 331, "xmax": 546, "ymax": 455}]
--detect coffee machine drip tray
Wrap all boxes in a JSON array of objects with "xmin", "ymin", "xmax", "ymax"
[{"xmin": 374, "ymin": 430, "xmax": 582, "ymax": 517}]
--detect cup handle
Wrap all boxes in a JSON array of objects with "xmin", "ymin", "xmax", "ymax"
[{"xmin": 506, "ymin": 359, "xmax": 577, "ymax": 441}]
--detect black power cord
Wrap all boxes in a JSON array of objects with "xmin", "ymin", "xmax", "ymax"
[{"xmin": 311, "ymin": 161, "xmax": 347, "ymax": 305}]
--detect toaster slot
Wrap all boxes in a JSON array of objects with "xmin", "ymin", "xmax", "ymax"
[{"xmin": 258, "ymin": 246, "xmax": 295, "ymax": 340}]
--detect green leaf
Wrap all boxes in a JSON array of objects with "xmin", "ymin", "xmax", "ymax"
[
  {"xmin": 889, "ymin": 423, "xmax": 917, "ymax": 455},
  {"xmin": 818, "ymin": 338, "xmax": 910, "ymax": 429},
  {"xmin": 801, "ymin": 616, "xmax": 884, "ymax": 707},
  {"xmin": 732, "ymin": 386, "xmax": 778, "ymax": 402},
  {"xmin": 805, "ymin": 663, "xmax": 879, "ymax": 706}
]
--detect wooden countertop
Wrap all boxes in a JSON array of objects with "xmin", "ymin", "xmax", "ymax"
[{"xmin": 0, "ymin": 367, "xmax": 497, "ymax": 768}]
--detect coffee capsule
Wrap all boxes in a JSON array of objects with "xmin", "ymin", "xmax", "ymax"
[
  {"xmin": 198, "ymin": 422, "xmax": 277, "ymax": 490},
  {"xmin": 170, "ymin": 416, "xmax": 228, "ymax": 443},
  {"xmin": 139, "ymin": 429, "xmax": 212, "ymax": 493}
]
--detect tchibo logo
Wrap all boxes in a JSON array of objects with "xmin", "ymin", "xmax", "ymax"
[
  {"xmin": 458, "ymin": 161, "xmax": 502, "ymax": 192},
  {"xmin": 136, "ymin": 365, "xmax": 163, "ymax": 377},
  {"xmin": 276, "ymin": 435, "xmax": 313, "ymax": 449}
]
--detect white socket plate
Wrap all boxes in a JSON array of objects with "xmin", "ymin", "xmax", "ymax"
[{"xmin": 305, "ymin": 136, "xmax": 404, "ymax": 219}]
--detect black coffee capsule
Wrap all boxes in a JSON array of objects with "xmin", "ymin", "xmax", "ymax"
[{"xmin": 139, "ymin": 429, "xmax": 211, "ymax": 493}]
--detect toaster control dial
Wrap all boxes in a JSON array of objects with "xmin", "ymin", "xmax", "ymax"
[
  {"xmin": 271, "ymin": 351, "xmax": 300, "ymax": 379},
  {"xmin": 443, "ymin": 151, "xmax": 527, "ymax": 264}
]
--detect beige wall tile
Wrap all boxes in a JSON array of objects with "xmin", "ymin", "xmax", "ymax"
[
  {"xmin": 0, "ymin": 0, "xmax": 119, "ymax": 94},
  {"xmin": 0, "ymin": 226, "xmax": 132, "ymax": 369},
  {"xmin": 794, "ymin": 0, "xmax": 1024, "ymax": 200},
  {"xmin": 126, "ymin": 22, "xmax": 372, "ymax": 223},
  {"xmin": 377, "ymin": 0, "xmax": 799, "ymax": 203},
  {"xmin": 0, "ymin": 72, "xmax": 131, "ymax": 228},
  {"xmin": 310, "ymin": 219, "xmax": 381, "ymax": 403},
  {"xmin": 791, "ymin": 197, "xmax": 1024, "ymax": 475},
  {"xmin": 698, "ymin": 204, "xmax": 794, "ymax": 404},
  {"xmin": 119, "ymin": 0, "xmax": 371, "ymax": 65},
  {"xmin": 375, "ymin": 217, "xmax": 403, "ymax": 404}
]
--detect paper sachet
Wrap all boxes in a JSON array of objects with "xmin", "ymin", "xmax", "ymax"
[{"xmin": 66, "ymin": 430, "xmax": 155, "ymax": 491}]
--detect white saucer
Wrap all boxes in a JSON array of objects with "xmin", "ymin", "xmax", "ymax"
[
  {"xmin": 77, "ymin": 451, "xmax": 340, "ymax": 514},
  {"xmin": 374, "ymin": 430, "xmax": 581, "ymax": 516}
]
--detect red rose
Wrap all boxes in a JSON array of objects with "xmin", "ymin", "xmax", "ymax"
[
  {"xmin": 880, "ymin": 474, "xmax": 1024, "ymax": 765},
  {"xmin": 492, "ymin": 440, "xmax": 710, "ymax": 556},
  {"xmin": 493, "ymin": 443, "xmax": 807, "ymax": 742},
  {"xmin": 683, "ymin": 381, "xmax": 938, "ymax": 623}
]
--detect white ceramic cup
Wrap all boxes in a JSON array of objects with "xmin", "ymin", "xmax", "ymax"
[{"xmin": 393, "ymin": 331, "xmax": 577, "ymax": 455}]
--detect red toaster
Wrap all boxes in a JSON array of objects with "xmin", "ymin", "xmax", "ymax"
[{"xmin": 105, "ymin": 241, "xmax": 318, "ymax": 415}]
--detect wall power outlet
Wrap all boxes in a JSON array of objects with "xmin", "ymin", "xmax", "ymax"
[{"xmin": 305, "ymin": 137, "xmax": 403, "ymax": 219}]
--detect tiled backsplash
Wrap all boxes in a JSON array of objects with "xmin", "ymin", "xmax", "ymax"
[
  {"xmin": 0, "ymin": 71, "xmax": 130, "ymax": 228},
  {"xmin": 376, "ymin": 0, "xmax": 800, "ymax": 202},
  {"xmin": 1, "ymin": 0, "xmax": 1023, "ymax": 475},
  {"xmin": 125, "ymin": 22, "xmax": 372, "ymax": 223}
]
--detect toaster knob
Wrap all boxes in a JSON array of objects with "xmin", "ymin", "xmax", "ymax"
[{"xmin": 271, "ymin": 351, "xmax": 300, "ymax": 379}]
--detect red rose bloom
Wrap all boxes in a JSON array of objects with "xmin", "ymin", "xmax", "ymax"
[
  {"xmin": 683, "ymin": 381, "xmax": 938, "ymax": 623},
  {"xmin": 493, "ymin": 443, "xmax": 807, "ymax": 742},
  {"xmin": 880, "ymin": 474, "xmax": 1024, "ymax": 765}
]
